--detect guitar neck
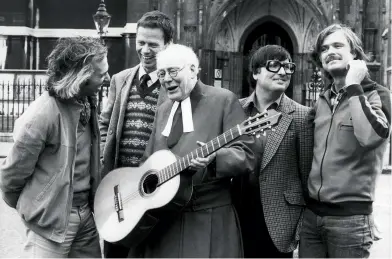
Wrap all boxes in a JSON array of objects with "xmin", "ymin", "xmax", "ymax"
[{"xmin": 158, "ymin": 125, "xmax": 242, "ymax": 185}]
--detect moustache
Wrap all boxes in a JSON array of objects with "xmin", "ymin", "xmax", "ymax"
[{"xmin": 325, "ymin": 55, "xmax": 341, "ymax": 63}]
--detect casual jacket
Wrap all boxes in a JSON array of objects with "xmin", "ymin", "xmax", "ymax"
[
  {"xmin": 0, "ymin": 91, "xmax": 101, "ymax": 243},
  {"xmin": 307, "ymin": 78, "xmax": 391, "ymax": 216}
]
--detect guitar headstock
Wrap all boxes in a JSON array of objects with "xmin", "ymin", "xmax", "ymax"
[{"xmin": 239, "ymin": 110, "xmax": 282, "ymax": 137}]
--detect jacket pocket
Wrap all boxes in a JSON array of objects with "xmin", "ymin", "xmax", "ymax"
[
  {"xmin": 339, "ymin": 124, "xmax": 354, "ymax": 131},
  {"xmin": 284, "ymin": 191, "xmax": 305, "ymax": 206},
  {"xmin": 35, "ymin": 172, "xmax": 60, "ymax": 202}
]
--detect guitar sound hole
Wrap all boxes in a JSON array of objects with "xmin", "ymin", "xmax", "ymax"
[{"xmin": 142, "ymin": 174, "xmax": 159, "ymax": 194}]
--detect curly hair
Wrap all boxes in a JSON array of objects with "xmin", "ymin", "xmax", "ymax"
[{"xmin": 46, "ymin": 37, "xmax": 108, "ymax": 99}]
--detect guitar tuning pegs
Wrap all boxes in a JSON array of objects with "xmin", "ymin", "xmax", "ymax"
[
  {"xmin": 256, "ymin": 134, "xmax": 260, "ymax": 138},
  {"xmin": 262, "ymin": 131, "xmax": 267, "ymax": 136}
]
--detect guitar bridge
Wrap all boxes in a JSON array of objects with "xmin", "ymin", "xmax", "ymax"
[{"xmin": 114, "ymin": 185, "xmax": 124, "ymax": 222}]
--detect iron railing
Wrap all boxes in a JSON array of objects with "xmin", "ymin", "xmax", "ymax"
[{"xmin": 0, "ymin": 79, "xmax": 109, "ymax": 132}]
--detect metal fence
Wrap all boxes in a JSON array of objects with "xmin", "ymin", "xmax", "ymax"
[{"xmin": 0, "ymin": 80, "xmax": 109, "ymax": 132}]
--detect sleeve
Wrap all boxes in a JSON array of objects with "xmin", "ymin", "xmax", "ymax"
[
  {"xmin": 214, "ymin": 93, "xmax": 257, "ymax": 178},
  {"xmin": 99, "ymin": 75, "xmax": 118, "ymax": 158},
  {"xmin": 0, "ymin": 116, "xmax": 48, "ymax": 208},
  {"xmin": 296, "ymin": 107, "xmax": 314, "ymax": 201},
  {"xmin": 345, "ymin": 83, "xmax": 391, "ymax": 147}
]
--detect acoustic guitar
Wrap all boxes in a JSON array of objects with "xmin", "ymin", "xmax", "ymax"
[{"xmin": 94, "ymin": 110, "xmax": 281, "ymax": 245}]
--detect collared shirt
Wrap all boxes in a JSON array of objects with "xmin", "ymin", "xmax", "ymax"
[
  {"xmin": 242, "ymin": 90, "xmax": 282, "ymax": 116},
  {"xmin": 329, "ymin": 83, "xmax": 345, "ymax": 113},
  {"xmin": 138, "ymin": 64, "xmax": 158, "ymax": 87}
]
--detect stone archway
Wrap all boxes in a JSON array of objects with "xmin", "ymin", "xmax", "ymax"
[
  {"xmin": 240, "ymin": 18, "xmax": 296, "ymax": 97},
  {"xmin": 203, "ymin": 0, "xmax": 329, "ymax": 103}
]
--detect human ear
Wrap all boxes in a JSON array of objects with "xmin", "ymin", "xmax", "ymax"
[{"xmin": 190, "ymin": 64, "xmax": 198, "ymax": 78}]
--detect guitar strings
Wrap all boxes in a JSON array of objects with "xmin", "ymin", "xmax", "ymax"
[
  {"xmin": 112, "ymin": 132, "xmax": 238, "ymax": 209},
  {"xmin": 99, "ymin": 115, "xmax": 274, "ymax": 212}
]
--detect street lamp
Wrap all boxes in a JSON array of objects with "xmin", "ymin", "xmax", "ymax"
[{"xmin": 93, "ymin": 0, "xmax": 111, "ymax": 37}]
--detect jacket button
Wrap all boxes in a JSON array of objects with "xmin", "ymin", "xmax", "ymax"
[{"xmin": 109, "ymin": 129, "xmax": 113, "ymax": 135}]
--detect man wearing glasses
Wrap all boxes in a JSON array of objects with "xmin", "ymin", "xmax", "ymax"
[
  {"xmin": 234, "ymin": 45, "xmax": 314, "ymax": 258},
  {"xmin": 137, "ymin": 44, "xmax": 256, "ymax": 257}
]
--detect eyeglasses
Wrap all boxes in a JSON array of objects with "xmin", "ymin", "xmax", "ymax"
[
  {"xmin": 157, "ymin": 66, "xmax": 184, "ymax": 79},
  {"xmin": 265, "ymin": 60, "xmax": 296, "ymax": 75}
]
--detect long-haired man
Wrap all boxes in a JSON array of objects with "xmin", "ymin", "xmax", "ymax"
[
  {"xmin": 300, "ymin": 24, "xmax": 391, "ymax": 258},
  {"xmin": 0, "ymin": 37, "xmax": 109, "ymax": 258}
]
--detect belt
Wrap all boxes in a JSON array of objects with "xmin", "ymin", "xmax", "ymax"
[
  {"xmin": 72, "ymin": 191, "xmax": 90, "ymax": 207},
  {"xmin": 184, "ymin": 180, "xmax": 232, "ymax": 212}
]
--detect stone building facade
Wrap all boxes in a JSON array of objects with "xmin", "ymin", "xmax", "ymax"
[{"xmin": 0, "ymin": 0, "xmax": 391, "ymax": 104}]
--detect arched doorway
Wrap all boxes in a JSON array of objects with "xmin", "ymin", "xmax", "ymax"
[{"xmin": 242, "ymin": 21, "xmax": 294, "ymax": 98}]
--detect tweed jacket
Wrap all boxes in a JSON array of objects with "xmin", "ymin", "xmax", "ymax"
[
  {"xmin": 99, "ymin": 65, "xmax": 165, "ymax": 177},
  {"xmin": 237, "ymin": 93, "xmax": 314, "ymax": 253}
]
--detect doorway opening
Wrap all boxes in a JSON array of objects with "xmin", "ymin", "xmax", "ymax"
[{"xmin": 242, "ymin": 21, "xmax": 294, "ymax": 98}]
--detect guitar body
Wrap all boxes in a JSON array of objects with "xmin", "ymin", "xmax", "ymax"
[{"xmin": 94, "ymin": 149, "xmax": 193, "ymax": 244}]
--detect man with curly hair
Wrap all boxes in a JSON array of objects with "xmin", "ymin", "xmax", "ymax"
[{"xmin": 0, "ymin": 37, "xmax": 109, "ymax": 258}]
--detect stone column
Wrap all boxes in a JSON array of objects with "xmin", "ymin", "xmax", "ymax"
[
  {"xmin": 183, "ymin": 0, "xmax": 198, "ymax": 50},
  {"xmin": 160, "ymin": 0, "xmax": 177, "ymax": 26},
  {"xmin": 363, "ymin": 0, "xmax": 382, "ymax": 82},
  {"xmin": 123, "ymin": 33, "xmax": 137, "ymax": 69},
  {"xmin": 123, "ymin": 0, "xmax": 150, "ymax": 69}
]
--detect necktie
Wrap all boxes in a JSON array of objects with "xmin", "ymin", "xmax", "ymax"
[
  {"xmin": 140, "ymin": 74, "xmax": 151, "ymax": 91},
  {"xmin": 167, "ymin": 102, "xmax": 183, "ymax": 148}
]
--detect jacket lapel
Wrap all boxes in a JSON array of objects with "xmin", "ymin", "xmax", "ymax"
[
  {"xmin": 114, "ymin": 66, "xmax": 139, "ymax": 167},
  {"xmin": 116, "ymin": 66, "xmax": 139, "ymax": 141},
  {"xmin": 260, "ymin": 95, "xmax": 295, "ymax": 171}
]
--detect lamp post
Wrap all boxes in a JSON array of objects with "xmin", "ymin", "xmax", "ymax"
[
  {"xmin": 93, "ymin": 0, "xmax": 111, "ymax": 38},
  {"xmin": 307, "ymin": 67, "xmax": 323, "ymax": 106}
]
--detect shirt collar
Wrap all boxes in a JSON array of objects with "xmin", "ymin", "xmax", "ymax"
[
  {"xmin": 243, "ymin": 91, "xmax": 283, "ymax": 113},
  {"xmin": 138, "ymin": 64, "xmax": 158, "ymax": 84}
]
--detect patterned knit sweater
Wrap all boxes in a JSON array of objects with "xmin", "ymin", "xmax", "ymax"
[{"xmin": 118, "ymin": 71, "xmax": 160, "ymax": 167}]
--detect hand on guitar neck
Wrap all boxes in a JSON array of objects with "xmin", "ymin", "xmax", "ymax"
[{"xmin": 188, "ymin": 141, "xmax": 216, "ymax": 171}]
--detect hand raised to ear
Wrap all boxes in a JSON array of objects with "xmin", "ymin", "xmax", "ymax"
[{"xmin": 345, "ymin": 60, "xmax": 368, "ymax": 86}]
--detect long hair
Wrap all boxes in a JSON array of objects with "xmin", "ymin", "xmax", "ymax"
[
  {"xmin": 310, "ymin": 24, "xmax": 369, "ymax": 80},
  {"xmin": 46, "ymin": 37, "xmax": 107, "ymax": 99}
]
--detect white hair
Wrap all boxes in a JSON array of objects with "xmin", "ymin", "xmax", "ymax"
[{"xmin": 157, "ymin": 44, "xmax": 199, "ymax": 71}]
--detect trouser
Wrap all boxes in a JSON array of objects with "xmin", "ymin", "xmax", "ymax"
[
  {"xmin": 299, "ymin": 208, "xmax": 374, "ymax": 258},
  {"xmin": 24, "ymin": 203, "xmax": 101, "ymax": 258}
]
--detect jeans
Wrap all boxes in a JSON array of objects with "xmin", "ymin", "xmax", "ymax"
[
  {"xmin": 299, "ymin": 208, "xmax": 374, "ymax": 258},
  {"xmin": 24, "ymin": 203, "xmax": 101, "ymax": 258}
]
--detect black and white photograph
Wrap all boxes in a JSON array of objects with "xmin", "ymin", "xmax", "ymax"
[{"xmin": 0, "ymin": 0, "xmax": 391, "ymax": 258}]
